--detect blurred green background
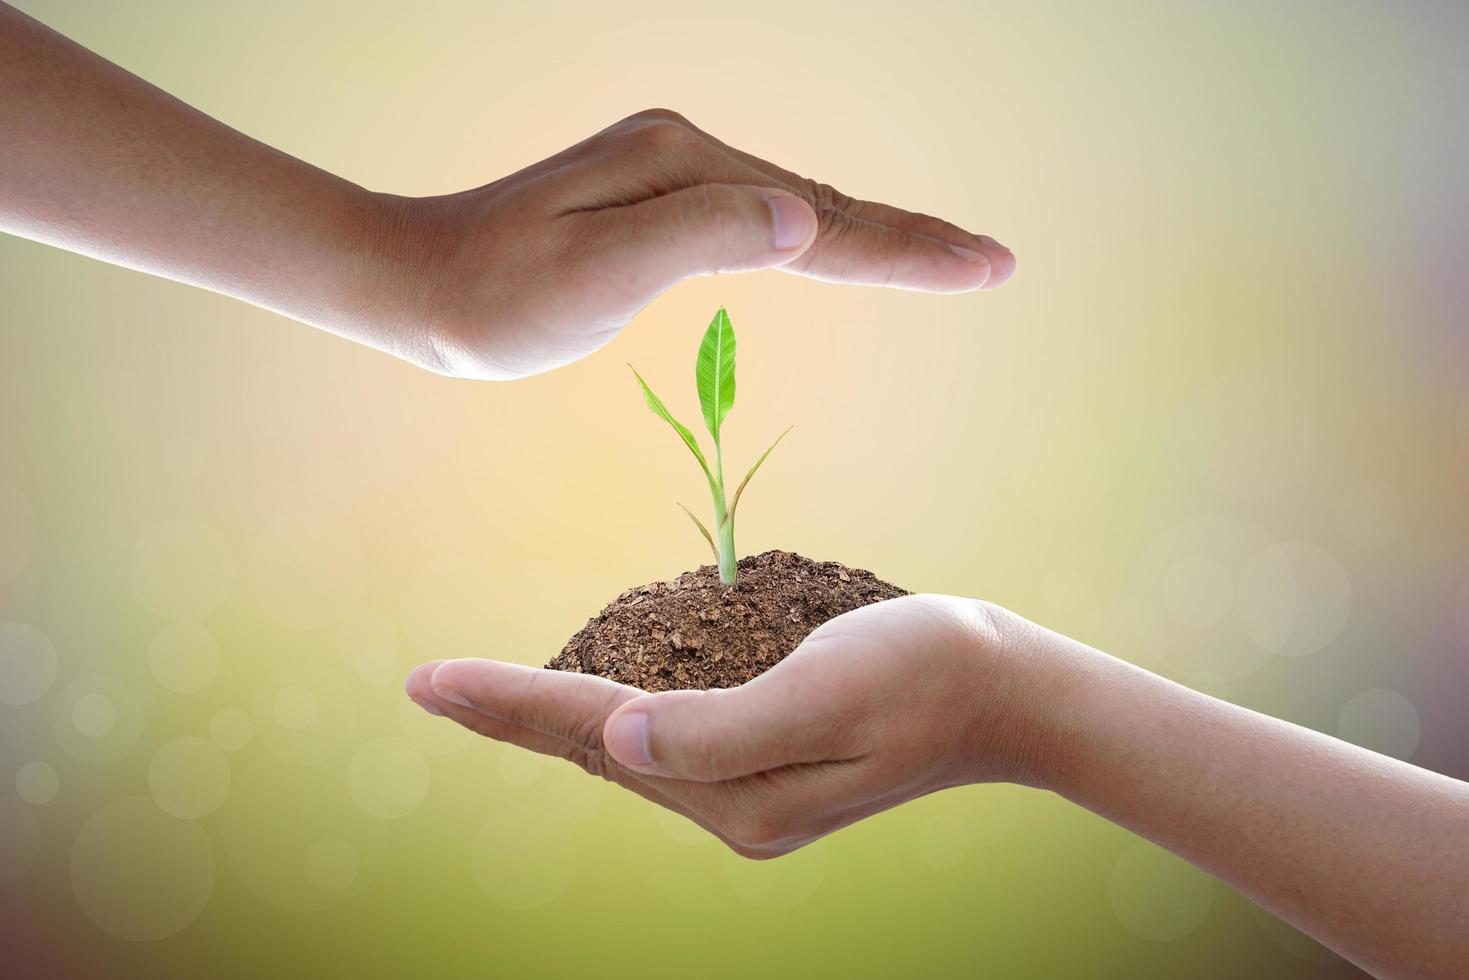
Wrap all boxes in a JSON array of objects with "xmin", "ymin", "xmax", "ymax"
[{"xmin": 3, "ymin": 1, "xmax": 1467, "ymax": 977}]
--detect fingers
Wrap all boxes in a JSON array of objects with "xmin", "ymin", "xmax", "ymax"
[
  {"xmin": 840, "ymin": 200, "xmax": 1017, "ymax": 288},
  {"xmin": 406, "ymin": 659, "xmax": 567, "ymax": 756},
  {"xmin": 404, "ymin": 656, "xmax": 903, "ymax": 859},
  {"xmin": 404, "ymin": 660, "xmax": 762, "ymax": 853},
  {"xmin": 783, "ymin": 210, "xmax": 997, "ymax": 292},
  {"xmin": 564, "ymin": 109, "xmax": 1013, "ymax": 299},
  {"xmin": 582, "ymin": 183, "xmax": 991, "ymax": 299},
  {"xmin": 427, "ymin": 658, "xmax": 642, "ymax": 748},
  {"xmin": 578, "ymin": 183, "xmax": 818, "ymax": 296},
  {"xmin": 600, "ymin": 668, "xmax": 863, "ymax": 783},
  {"xmin": 653, "ymin": 111, "xmax": 1015, "ymax": 286}
]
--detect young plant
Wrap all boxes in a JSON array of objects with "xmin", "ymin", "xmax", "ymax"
[{"xmin": 630, "ymin": 307, "xmax": 791, "ymax": 587}]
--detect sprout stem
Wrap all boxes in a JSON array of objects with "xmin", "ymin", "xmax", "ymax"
[{"xmin": 712, "ymin": 439, "xmax": 738, "ymax": 586}]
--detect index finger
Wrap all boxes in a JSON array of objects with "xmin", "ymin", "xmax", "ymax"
[
  {"xmin": 429, "ymin": 658, "xmax": 642, "ymax": 747},
  {"xmin": 683, "ymin": 119, "xmax": 1015, "ymax": 285}
]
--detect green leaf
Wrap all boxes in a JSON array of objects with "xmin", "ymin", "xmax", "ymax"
[
  {"xmin": 695, "ymin": 307, "xmax": 736, "ymax": 444},
  {"xmin": 677, "ymin": 503, "xmax": 719, "ymax": 562},
  {"xmin": 727, "ymin": 426, "xmax": 792, "ymax": 525},
  {"xmin": 630, "ymin": 365, "xmax": 713, "ymax": 484}
]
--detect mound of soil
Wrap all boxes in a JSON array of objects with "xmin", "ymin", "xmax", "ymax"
[{"xmin": 546, "ymin": 550, "xmax": 907, "ymax": 691}]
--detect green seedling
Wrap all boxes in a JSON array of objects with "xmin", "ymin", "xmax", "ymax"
[{"xmin": 630, "ymin": 307, "xmax": 791, "ymax": 588}]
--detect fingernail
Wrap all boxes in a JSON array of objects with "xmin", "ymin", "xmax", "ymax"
[
  {"xmin": 948, "ymin": 244, "xmax": 991, "ymax": 264},
  {"xmin": 604, "ymin": 710, "xmax": 653, "ymax": 768},
  {"xmin": 413, "ymin": 699, "xmax": 444, "ymax": 717},
  {"xmin": 432, "ymin": 685, "xmax": 471, "ymax": 708},
  {"xmin": 976, "ymin": 234, "xmax": 1010, "ymax": 253},
  {"xmin": 766, "ymin": 195, "xmax": 812, "ymax": 251}
]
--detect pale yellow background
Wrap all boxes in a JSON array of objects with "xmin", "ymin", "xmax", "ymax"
[{"xmin": 2, "ymin": 1, "xmax": 1467, "ymax": 977}]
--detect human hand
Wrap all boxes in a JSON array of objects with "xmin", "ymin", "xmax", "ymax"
[
  {"xmin": 404, "ymin": 595, "xmax": 1071, "ymax": 857},
  {"xmin": 1, "ymin": 9, "xmax": 1012, "ymax": 381},
  {"xmin": 371, "ymin": 109, "xmax": 1016, "ymax": 380}
]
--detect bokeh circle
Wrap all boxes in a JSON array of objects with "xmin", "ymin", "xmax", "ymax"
[
  {"xmin": 1158, "ymin": 553, "xmax": 1234, "ymax": 630},
  {"xmin": 54, "ymin": 674, "xmax": 144, "ymax": 766},
  {"xmin": 220, "ymin": 762, "xmax": 367, "ymax": 912},
  {"xmin": 303, "ymin": 837, "xmax": 360, "ymax": 893},
  {"xmin": 71, "ymin": 797, "xmax": 215, "ymax": 941},
  {"xmin": 1337, "ymin": 688, "xmax": 1421, "ymax": 761},
  {"xmin": 149, "ymin": 736, "xmax": 232, "ymax": 819},
  {"xmin": 1108, "ymin": 840, "xmax": 1214, "ymax": 942},
  {"xmin": 16, "ymin": 761, "xmax": 60, "ymax": 806},
  {"xmin": 252, "ymin": 665, "xmax": 359, "ymax": 766},
  {"xmin": 346, "ymin": 737, "xmax": 430, "ymax": 820},
  {"xmin": 0, "ymin": 621, "xmax": 58, "ymax": 706},
  {"xmin": 1237, "ymin": 542, "xmax": 1351, "ymax": 657}
]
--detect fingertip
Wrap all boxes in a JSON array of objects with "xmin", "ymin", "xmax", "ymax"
[
  {"xmin": 405, "ymin": 659, "xmax": 448, "ymax": 717},
  {"xmin": 945, "ymin": 244, "xmax": 994, "ymax": 289},
  {"xmin": 975, "ymin": 236, "xmax": 1016, "ymax": 289},
  {"xmin": 405, "ymin": 659, "xmax": 446, "ymax": 699},
  {"xmin": 603, "ymin": 704, "xmax": 655, "ymax": 771},
  {"xmin": 430, "ymin": 657, "xmax": 489, "ymax": 709},
  {"xmin": 763, "ymin": 191, "xmax": 818, "ymax": 256}
]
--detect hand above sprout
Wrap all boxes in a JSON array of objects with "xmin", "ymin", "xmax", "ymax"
[{"xmin": 0, "ymin": 6, "xmax": 1014, "ymax": 381}]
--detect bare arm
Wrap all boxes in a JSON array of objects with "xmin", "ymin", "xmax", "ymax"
[
  {"xmin": 0, "ymin": 2, "xmax": 1013, "ymax": 379},
  {"xmin": 0, "ymin": 2, "xmax": 406, "ymax": 351},
  {"xmin": 1054, "ymin": 651, "xmax": 1469, "ymax": 979}
]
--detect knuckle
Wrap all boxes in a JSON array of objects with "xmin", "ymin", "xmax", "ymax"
[
  {"xmin": 624, "ymin": 107, "xmax": 691, "ymax": 127},
  {"xmin": 964, "ymin": 596, "xmax": 1023, "ymax": 651},
  {"xmin": 810, "ymin": 197, "xmax": 854, "ymax": 253},
  {"xmin": 555, "ymin": 740, "xmax": 617, "ymax": 781},
  {"xmin": 620, "ymin": 117, "xmax": 697, "ymax": 154},
  {"xmin": 568, "ymin": 686, "xmax": 625, "ymax": 757},
  {"xmin": 802, "ymin": 178, "xmax": 855, "ymax": 214},
  {"xmin": 569, "ymin": 711, "xmax": 606, "ymax": 754}
]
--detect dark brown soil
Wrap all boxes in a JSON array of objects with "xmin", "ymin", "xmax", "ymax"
[{"xmin": 546, "ymin": 550, "xmax": 907, "ymax": 691}]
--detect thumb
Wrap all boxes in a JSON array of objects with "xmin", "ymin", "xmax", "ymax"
[
  {"xmin": 601, "ymin": 677, "xmax": 848, "ymax": 782},
  {"xmin": 599, "ymin": 184, "xmax": 818, "ymax": 286}
]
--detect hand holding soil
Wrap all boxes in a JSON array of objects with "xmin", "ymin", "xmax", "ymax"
[
  {"xmin": 409, "ymin": 595, "xmax": 1065, "ymax": 858},
  {"xmin": 409, "ymin": 598, "xmax": 1469, "ymax": 976}
]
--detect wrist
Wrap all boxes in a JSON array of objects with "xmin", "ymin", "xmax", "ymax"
[
  {"xmin": 328, "ymin": 188, "xmax": 471, "ymax": 375},
  {"xmin": 951, "ymin": 601, "xmax": 1130, "ymax": 794}
]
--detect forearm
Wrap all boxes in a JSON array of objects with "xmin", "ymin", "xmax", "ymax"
[
  {"xmin": 1041, "ymin": 640, "xmax": 1469, "ymax": 978},
  {"xmin": 0, "ymin": 4, "xmax": 428, "ymax": 360}
]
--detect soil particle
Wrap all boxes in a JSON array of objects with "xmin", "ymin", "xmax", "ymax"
[{"xmin": 546, "ymin": 550, "xmax": 907, "ymax": 691}]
